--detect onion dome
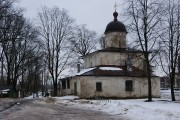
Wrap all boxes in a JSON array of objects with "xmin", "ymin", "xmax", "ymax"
[{"xmin": 105, "ymin": 11, "xmax": 127, "ymax": 34}]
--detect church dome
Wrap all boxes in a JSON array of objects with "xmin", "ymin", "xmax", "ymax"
[{"xmin": 105, "ymin": 11, "xmax": 127, "ymax": 34}]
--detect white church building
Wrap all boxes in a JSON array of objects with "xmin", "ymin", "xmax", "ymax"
[{"xmin": 60, "ymin": 11, "xmax": 160, "ymax": 99}]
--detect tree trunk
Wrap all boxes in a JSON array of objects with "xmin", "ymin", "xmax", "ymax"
[
  {"xmin": 1, "ymin": 56, "xmax": 4, "ymax": 88},
  {"xmin": 53, "ymin": 83, "xmax": 57, "ymax": 96},
  {"xmin": 147, "ymin": 65, "xmax": 152, "ymax": 101},
  {"xmin": 21, "ymin": 72, "xmax": 24, "ymax": 98},
  {"xmin": 146, "ymin": 55, "xmax": 152, "ymax": 101},
  {"xmin": 7, "ymin": 65, "xmax": 11, "ymax": 86},
  {"xmin": 12, "ymin": 80, "xmax": 18, "ymax": 98},
  {"xmin": 170, "ymin": 73, "xmax": 176, "ymax": 101}
]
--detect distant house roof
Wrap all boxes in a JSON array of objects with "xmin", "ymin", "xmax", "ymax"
[
  {"xmin": 0, "ymin": 86, "xmax": 11, "ymax": 90},
  {"xmin": 76, "ymin": 65, "xmax": 149, "ymax": 77},
  {"xmin": 0, "ymin": 89, "xmax": 10, "ymax": 94}
]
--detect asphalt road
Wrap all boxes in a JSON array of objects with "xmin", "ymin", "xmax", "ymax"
[{"xmin": 0, "ymin": 99, "xmax": 127, "ymax": 120}]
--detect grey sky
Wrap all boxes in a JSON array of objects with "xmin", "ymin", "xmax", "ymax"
[{"xmin": 18, "ymin": 0, "xmax": 124, "ymax": 35}]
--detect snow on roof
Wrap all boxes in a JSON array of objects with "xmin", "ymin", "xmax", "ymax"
[
  {"xmin": 76, "ymin": 67, "xmax": 122, "ymax": 76},
  {"xmin": 1, "ymin": 89, "xmax": 10, "ymax": 92},
  {"xmin": 99, "ymin": 67, "xmax": 122, "ymax": 71},
  {"xmin": 76, "ymin": 67, "xmax": 96, "ymax": 75},
  {"xmin": 60, "ymin": 68, "xmax": 77, "ymax": 78}
]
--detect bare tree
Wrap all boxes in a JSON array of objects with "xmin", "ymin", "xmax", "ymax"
[
  {"xmin": 98, "ymin": 34, "xmax": 106, "ymax": 49},
  {"xmin": 17, "ymin": 21, "xmax": 44, "ymax": 97},
  {"xmin": 0, "ymin": 0, "xmax": 45, "ymax": 98},
  {"xmin": 0, "ymin": 0, "xmax": 16, "ymax": 89},
  {"xmin": 159, "ymin": 0, "xmax": 180, "ymax": 101},
  {"xmin": 0, "ymin": 1, "xmax": 44, "ymax": 97},
  {"xmin": 38, "ymin": 6, "xmax": 75, "ymax": 96},
  {"xmin": 125, "ymin": 0, "xmax": 163, "ymax": 101},
  {"xmin": 0, "ymin": 6, "xmax": 25, "ymax": 97},
  {"xmin": 22, "ymin": 49, "xmax": 44, "ymax": 97},
  {"xmin": 71, "ymin": 25, "xmax": 98, "ymax": 57},
  {"xmin": 0, "ymin": 0, "xmax": 15, "ymax": 21}
]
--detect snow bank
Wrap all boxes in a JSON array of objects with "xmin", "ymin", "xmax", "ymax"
[{"xmin": 54, "ymin": 96, "xmax": 79, "ymax": 100}]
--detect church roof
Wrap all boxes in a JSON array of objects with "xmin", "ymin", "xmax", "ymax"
[
  {"xmin": 76, "ymin": 65, "xmax": 150, "ymax": 77},
  {"xmin": 104, "ymin": 11, "xmax": 127, "ymax": 34},
  {"xmin": 83, "ymin": 47, "xmax": 144, "ymax": 57},
  {"xmin": 99, "ymin": 47, "xmax": 143, "ymax": 53}
]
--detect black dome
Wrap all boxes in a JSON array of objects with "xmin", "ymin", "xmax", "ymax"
[{"xmin": 105, "ymin": 12, "xmax": 127, "ymax": 34}]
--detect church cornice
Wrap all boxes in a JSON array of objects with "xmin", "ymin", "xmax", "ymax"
[{"xmin": 83, "ymin": 47, "xmax": 144, "ymax": 57}]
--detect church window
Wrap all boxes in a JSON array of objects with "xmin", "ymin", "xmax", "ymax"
[
  {"xmin": 96, "ymin": 82, "xmax": 102, "ymax": 91},
  {"xmin": 67, "ymin": 79, "xmax": 70, "ymax": 89},
  {"xmin": 125, "ymin": 80, "xmax": 133, "ymax": 91},
  {"xmin": 62, "ymin": 80, "xmax": 66, "ymax": 89}
]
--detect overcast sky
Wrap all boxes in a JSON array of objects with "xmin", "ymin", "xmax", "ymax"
[{"xmin": 18, "ymin": 0, "xmax": 125, "ymax": 35}]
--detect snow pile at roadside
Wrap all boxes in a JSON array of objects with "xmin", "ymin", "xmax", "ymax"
[
  {"xmin": 0, "ymin": 98, "xmax": 15, "ymax": 103},
  {"xmin": 0, "ymin": 98, "xmax": 21, "ymax": 111},
  {"xmin": 54, "ymin": 96, "xmax": 79, "ymax": 100},
  {"xmin": 25, "ymin": 95, "xmax": 34, "ymax": 99},
  {"xmin": 0, "ymin": 98, "xmax": 14, "ymax": 111}
]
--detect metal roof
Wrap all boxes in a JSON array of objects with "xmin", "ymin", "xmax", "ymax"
[{"xmin": 76, "ymin": 65, "xmax": 148, "ymax": 77}]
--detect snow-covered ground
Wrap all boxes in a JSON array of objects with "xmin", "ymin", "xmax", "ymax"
[
  {"xmin": 1, "ymin": 90, "xmax": 180, "ymax": 120},
  {"xmin": 53, "ymin": 90, "xmax": 180, "ymax": 120}
]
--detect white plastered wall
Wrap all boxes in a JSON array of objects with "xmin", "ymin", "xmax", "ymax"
[{"xmin": 70, "ymin": 76, "xmax": 160, "ymax": 99}]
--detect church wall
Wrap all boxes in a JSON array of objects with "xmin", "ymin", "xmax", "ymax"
[
  {"xmin": 84, "ymin": 52, "xmax": 127, "ymax": 68},
  {"xmin": 84, "ymin": 52, "xmax": 145, "ymax": 71},
  {"xmin": 151, "ymin": 77, "xmax": 161, "ymax": 96},
  {"xmin": 131, "ymin": 53, "xmax": 146, "ymax": 71},
  {"xmin": 105, "ymin": 32, "xmax": 126, "ymax": 48},
  {"xmin": 69, "ymin": 77, "xmax": 81, "ymax": 96},
  {"xmin": 174, "ymin": 75, "xmax": 180, "ymax": 88},
  {"xmin": 70, "ymin": 76, "xmax": 160, "ymax": 99}
]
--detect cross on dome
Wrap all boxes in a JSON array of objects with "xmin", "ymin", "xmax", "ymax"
[{"xmin": 114, "ymin": 2, "xmax": 118, "ymax": 11}]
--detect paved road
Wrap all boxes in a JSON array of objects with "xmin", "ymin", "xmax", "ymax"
[{"xmin": 0, "ymin": 99, "xmax": 126, "ymax": 120}]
